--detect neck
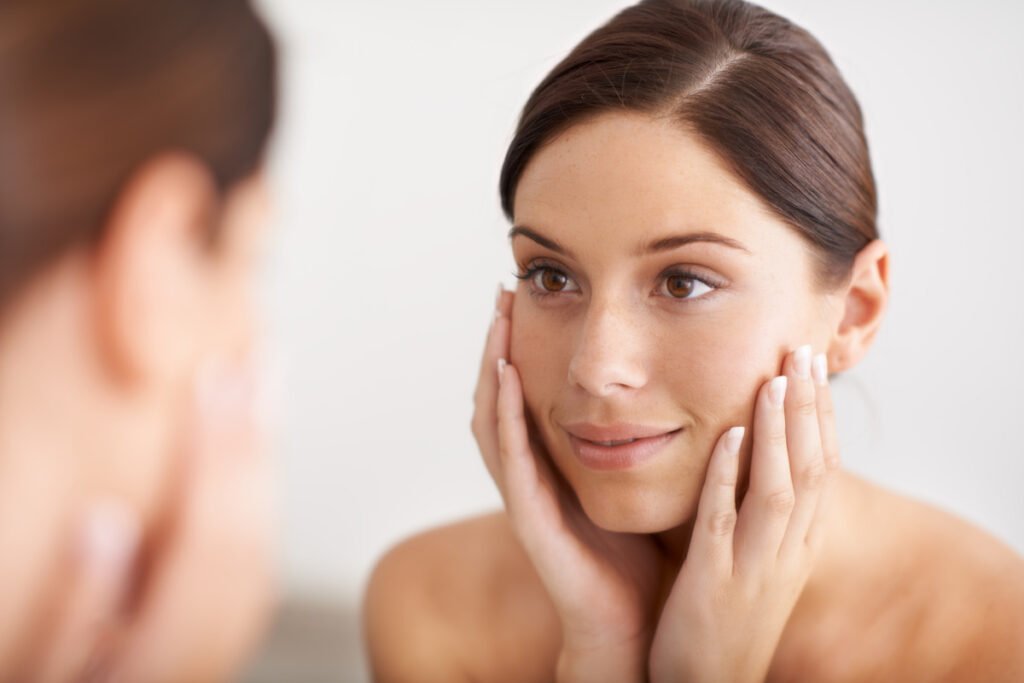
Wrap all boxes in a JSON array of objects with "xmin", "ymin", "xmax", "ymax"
[
  {"xmin": 795, "ymin": 470, "xmax": 874, "ymax": 607},
  {"xmin": 0, "ymin": 257, "xmax": 172, "ymax": 532},
  {"xmin": 0, "ymin": 259, "xmax": 94, "ymax": 482},
  {"xmin": 0, "ymin": 265, "xmax": 88, "ymax": 664},
  {"xmin": 653, "ymin": 518, "xmax": 696, "ymax": 565}
]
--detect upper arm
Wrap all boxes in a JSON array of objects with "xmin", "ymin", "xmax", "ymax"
[{"xmin": 362, "ymin": 538, "xmax": 470, "ymax": 683}]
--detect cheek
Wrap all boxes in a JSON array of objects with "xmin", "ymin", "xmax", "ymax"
[
  {"xmin": 655, "ymin": 300, "xmax": 810, "ymax": 430},
  {"xmin": 508, "ymin": 296, "xmax": 574, "ymax": 421}
]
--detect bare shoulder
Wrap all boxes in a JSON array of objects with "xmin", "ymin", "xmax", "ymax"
[
  {"xmin": 363, "ymin": 511, "xmax": 560, "ymax": 683},
  {"xmin": 908, "ymin": 491, "xmax": 1024, "ymax": 680},
  {"xmin": 851, "ymin": 476, "xmax": 1024, "ymax": 681}
]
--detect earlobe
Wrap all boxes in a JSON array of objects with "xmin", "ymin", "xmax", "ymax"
[
  {"xmin": 93, "ymin": 153, "xmax": 219, "ymax": 387},
  {"xmin": 828, "ymin": 240, "xmax": 889, "ymax": 374}
]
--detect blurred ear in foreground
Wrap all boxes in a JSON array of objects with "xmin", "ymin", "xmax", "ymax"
[{"xmin": 94, "ymin": 153, "xmax": 219, "ymax": 388}]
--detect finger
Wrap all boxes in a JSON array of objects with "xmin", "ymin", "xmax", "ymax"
[
  {"xmin": 687, "ymin": 426, "xmax": 745, "ymax": 577},
  {"xmin": 806, "ymin": 353, "xmax": 840, "ymax": 551},
  {"xmin": 498, "ymin": 287, "xmax": 514, "ymax": 318},
  {"xmin": 734, "ymin": 375, "xmax": 793, "ymax": 575},
  {"xmin": 496, "ymin": 361, "xmax": 564, "ymax": 554},
  {"xmin": 107, "ymin": 361, "xmax": 276, "ymax": 683},
  {"xmin": 472, "ymin": 286, "xmax": 514, "ymax": 404},
  {"xmin": 33, "ymin": 503, "xmax": 139, "ymax": 683},
  {"xmin": 471, "ymin": 285, "xmax": 514, "ymax": 484},
  {"xmin": 778, "ymin": 345, "xmax": 827, "ymax": 562}
]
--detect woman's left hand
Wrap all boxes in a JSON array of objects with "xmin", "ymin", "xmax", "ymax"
[{"xmin": 648, "ymin": 345, "xmax": 840, "ymax": 683}]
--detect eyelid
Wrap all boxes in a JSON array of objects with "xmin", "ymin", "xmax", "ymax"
[
  {"xmin": 516, "ymin": 257, "xmax": 575, "ymax": 281},
  {"xmin": 659, "ymin": 264, "xmax": 728, "ymax": 287}
]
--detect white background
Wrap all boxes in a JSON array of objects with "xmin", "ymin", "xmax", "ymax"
[{"xmin": 252, "ymin": 0, "xmax": 1024, "ymax": 676}]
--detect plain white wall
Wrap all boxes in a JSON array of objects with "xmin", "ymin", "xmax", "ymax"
[{"xmin": 254, "ymin": 0, "xmax": 1024, "ymax": 609}]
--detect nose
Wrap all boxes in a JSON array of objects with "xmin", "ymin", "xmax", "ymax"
[{"xmin": 567, "ymin": 299, "xmax": 648, "ymax": 397}]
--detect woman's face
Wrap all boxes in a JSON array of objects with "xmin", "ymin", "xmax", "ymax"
[{"xmin": 509, "ymin": 112, "xmax": 843, "ymax": 533}]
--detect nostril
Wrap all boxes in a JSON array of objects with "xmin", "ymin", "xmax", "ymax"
[{"xmin": 568, "ymin": 361, "xmax": 645, "ymax": 397}]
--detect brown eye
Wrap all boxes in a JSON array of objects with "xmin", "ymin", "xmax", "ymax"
[
  {"xmin": 539, "ymin": 269, "xmax": 568, "ymax": 292},
  {"xmin": 666, "ymin": 275, "xmax": 695, "ymax": 298},
  {"xmin": 521, "ymin": 264, "xmax": 579, "ymax": 296},
  {"xmin": 660, "ymin": 272, "xmax": 715, "ymax": 300}
]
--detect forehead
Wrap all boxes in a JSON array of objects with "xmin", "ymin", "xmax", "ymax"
[{"xmin": 513, "ymin": 112, "xmax": 789, "ymax": 255}]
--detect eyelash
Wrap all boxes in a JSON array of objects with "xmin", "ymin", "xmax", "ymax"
[
  {"xmin": 514, "ymin": 263, "xmax": 576, "ymax": 300},
  {"xmin": 514, "ymin": 261, "xmax": 726, "ymax": 302}
]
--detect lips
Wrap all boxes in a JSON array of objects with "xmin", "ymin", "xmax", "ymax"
[{"xmin": 562, "ymin": 422, "xmax": 682, "ymax": 471}]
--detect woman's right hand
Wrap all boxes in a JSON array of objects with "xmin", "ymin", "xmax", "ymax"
[{"xmin": 471, "ymin": 287, "xmax": 661, "ymax": 683}]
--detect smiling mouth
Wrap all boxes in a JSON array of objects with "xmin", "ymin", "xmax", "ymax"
[{"xmin": 563, "ymin": 426, "xmax": 684, "ymax": 471}]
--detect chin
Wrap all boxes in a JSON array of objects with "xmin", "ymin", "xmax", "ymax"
[{"xmin": 573, "ymin": 480, "xmax": 698, "ymax": 534}]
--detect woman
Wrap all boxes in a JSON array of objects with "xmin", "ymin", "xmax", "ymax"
[
  {"xmin": 365, "ymin": 1, "xmax": 1024, "ymax": 681},
  {"xmin": 0, "ymin": 0, "xmax": 277, "ymax": 680}
]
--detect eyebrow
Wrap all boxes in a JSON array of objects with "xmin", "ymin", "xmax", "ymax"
[
  {"xmin": 509, "ymin": 225, "xmax": 750, "ymax": 258},
  {"xmin": 641, "ymin": 232, "xmax": 751, "ymax": 255},
  {"xmin": 508, "ymin": 226, "xmax": 577, "ymax": 259}
]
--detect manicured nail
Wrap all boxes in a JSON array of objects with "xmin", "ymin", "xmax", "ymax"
[
  {"xmin": 491, "ymin": 284, "xmax": 506, "ymax": 331},
  {"xmin": 497, "ymin": 358, "xmax": 507, "ymax": 382},
  {"xmin": 769, "ymin": 376, "xmax": 788, "ymax": 406},
  {"xmin": 793, "ymin": 345, "xmax": 812, "ymax": 379},
  {"xmin": 812, "ymin": 353, "xmax": 829, "ymax": 386},
  {"xmin": 79, "ymin": 501, "xmax": 140, "ymax": 584},
  {"xmin": 725, "ymin": 426, "xmax": 745, "ymax": 455}
]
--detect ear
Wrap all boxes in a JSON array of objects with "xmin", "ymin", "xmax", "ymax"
[
  {"xmin": 93, "ymin": 153, "xmax": 220, "ymax": 388},
  {"xmin": 827, "ymin": 239, "xmax": 890, "ymax": 374}
]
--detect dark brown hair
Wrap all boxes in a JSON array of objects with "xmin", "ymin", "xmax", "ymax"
[
  {"xmin": 0, "ymin": 0, "xmax": 277, "ymax": 310},
  {"xmin": 500, "ymin": 0, "xmax": 877, "ymax": 287}
]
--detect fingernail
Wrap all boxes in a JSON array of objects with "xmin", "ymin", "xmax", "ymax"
[
  {"xmin": 491, "ymin": 285, "xmax": 506, "ymax": 331},
  {"xmin": 79, "ymin": 501, "xmax": 140, "ymax": 585},
  {"xmin": 812, "ymin": 353, "xmax": 829, "ymax": 386},
  {"xmin": 793, "ymin": 345, "xmax": 812, "ymax": 379},
  {"xmin": 769, "ymin": 376, "xmax": 788, "ymax": 406},
  {"xmin": 497, "ymin": 358, "xmax": 507, "ymax": 383},
  {"xmin": 725, "ymin": 426, "xmax": 745, "ymax": 455}
]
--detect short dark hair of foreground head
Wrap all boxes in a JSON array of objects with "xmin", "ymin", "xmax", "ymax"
[
  {"xmin": 0, "ymin": 0, "xmax": 278, "ymax": 311},
  {"xmin": 500, "ymin": 0, "xmax": 877, "ymax": 289}
]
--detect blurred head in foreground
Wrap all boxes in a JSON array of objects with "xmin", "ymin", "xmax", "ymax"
[{"xmin": 0, "ymin": 0, "xmax": 278, "ymax": 677}]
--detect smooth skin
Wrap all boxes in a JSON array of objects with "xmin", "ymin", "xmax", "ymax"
[
  {"xmin": 493, "ymin": 304, "xmax": 837, "ymax": 683},
  {"xmin": 365, "ymin": 113, "xmax": 1024, "ymax": 682},
  {"xmin": 0, "ymin": 154, "xmax": 275, "ymax": 681}
]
